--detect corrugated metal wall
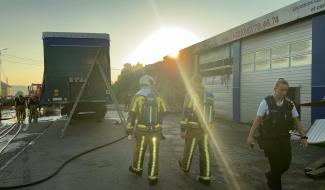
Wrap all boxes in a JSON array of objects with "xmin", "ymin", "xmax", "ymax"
[
  {"xmin": 203, "ymin": 75, "xmax": 233, "ymax": 120},
  {"xmin": 199, "ymin": 46, "xmax": 233, "ymax": 120},
  {"xmin": 240, "ymin": 19, "xmax": 312, "ymax": 129}
]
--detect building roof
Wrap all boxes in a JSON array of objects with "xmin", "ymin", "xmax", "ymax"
[
  {"xmin": 183, "ymin": 0, "xmax": 325, "ymax": 53},
  {"xmin": 42, "ymin": 32, "xmax": 110, "ymax": 40}
]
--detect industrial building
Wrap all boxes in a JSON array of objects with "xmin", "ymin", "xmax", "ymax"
[
  {"xmin": 0, "ymin": 81, "xmax": 12, "ymax": 97},
  {"xmin": 176, "ymin": 0, "xmax": 325, "ymax": 129}
]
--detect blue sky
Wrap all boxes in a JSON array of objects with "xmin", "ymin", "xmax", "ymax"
[{"xmin": 0, "ymin": 0, "xmax": 298, "ymax": 85}]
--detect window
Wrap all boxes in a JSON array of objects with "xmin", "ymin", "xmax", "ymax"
[
  {"xmin": 242, "ymin": 53, "xmax": 254, "ymax": 64},
  {"xmin": 255, "ymin": 49, "xmax": 270, "ymax": 71},
  {"xmin": 255, "ymin": 49, "xmax": 270, "ymax": 62},
  {"xmin": 255, "ymin": 60, "xmax": 270, "ymax": 71},
  {"xmin": 272, "ymin": 58, "xmax": 289, "ymax": 69},
  {"xmin": 239, "ymin": 39, "xmax": 312, "ymax": 72},
  {"xmin": 242, "ymin": 63, "xmax": 254, "ymax": 72},
  {"xmin": 202, "ymin": 77, "xmax": 207, "ymax": 84},
  {"xmin": 291, "ymin": 54, "xmax": 312, "ymax": 67},
  {"xmin": 271, "ymin": 44, "xmax": 289, "ymax": 59},
  {"xmin": 289, "ymin": 39, "xmax": 312, "ymax": 66},
  {"xmin": 291, "ymin": 39, "xmax": 312, "ymax": 55},
  {"xmin": 203, "ymin": 76, "xmax": 214, "ymax": 85},
  {"xmin": 241, "ymin": 53, "xmax": 254, "ymax": 72}
]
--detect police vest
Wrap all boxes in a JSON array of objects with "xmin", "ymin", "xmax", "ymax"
[{"xmin": 260, "ymin": 95, "xmax": 295, "ymax": 138}]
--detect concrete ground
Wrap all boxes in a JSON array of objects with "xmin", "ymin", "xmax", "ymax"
[{"xmin": 0, "ymin": 110, "xmax": 323, "ymax": 190}]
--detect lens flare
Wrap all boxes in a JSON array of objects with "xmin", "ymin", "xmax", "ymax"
[{"xmin": 176, "ymin": 60, "xmax": 241, "ymax": 190}]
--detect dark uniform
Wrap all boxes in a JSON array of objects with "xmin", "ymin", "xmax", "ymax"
[
  {"xmin": 179, "ymin": 86, "xmax": 215, "ymax": 185},
  {"xmin": 15, "ymin": 95, "xmax": 26, "ymax": 123},
  {"xmin": 28, "ymin": 96, "xmax": 40, "ymax": 123},
  {"xmin": 127, "ymin": 87, "xmax": 167, "ymax": 184},
  {"xmin": 257, "ymin": 95, "xmax": 296, "ymax": 190},
  {"xmin": 0, "ymin": 97, "xmax": 2, "ymax": 122}
]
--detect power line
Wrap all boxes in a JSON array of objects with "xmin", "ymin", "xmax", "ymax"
[
  {"xmin": 2, "ymin": 59, "xmax": 121, "ymax": 70},
  {"xmin": 2, "ymin": 54, "xmax": 43, "ymax": 62},
  {"xmin": 2, "ymin": 53, "xmax": 121, "ymax": 70},
  {"xmin": 1, "ymin": 59, "xmax": 42, "ymax": 67}
]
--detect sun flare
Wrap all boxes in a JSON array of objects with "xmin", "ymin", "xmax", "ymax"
[{"xmin": 127, "ymin": 27, "xmax": 200, "ymax": 64}]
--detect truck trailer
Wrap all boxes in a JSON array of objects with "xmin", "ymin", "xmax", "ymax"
[{"xmin": 41, "ymin": 32, "xmax": 111, "ymax": 120}]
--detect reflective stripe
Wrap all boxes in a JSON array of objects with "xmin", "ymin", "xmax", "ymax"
[
  {"xmin": 137, "ymin": 124, "xmax": 160, "ymax": 129},
  {"xmin": 137, "ymin": 124, "xmax": 147, "ymax": 128},
  {"xmin": 158, "ymin": 97, "xmax": 167, "ymax": 113},
  {"xmin": 188, "ymin": 122, "xmax": 199, "ymax": 125},
  {"xmin": 161, "ymin": 98, "xmax": 167, "ymax": 112},
  {"xmin": 137, "ymin": 136, "xmax": 146, "ymax": 170},
  {"xmin": 204, "ymin": 134, "xmax": 210, "ymax": 177},
  {"xmin": 130, "ymin": 97, "xmax": 139, "ymax": 112},
  {"xmin": 139, "ymin": 98, "xmax": 143, "ymax": 115},
  {"xmin": 131, "ymin": 167, "xmax": 143, "ymax": 172},
  {"xmin": 186, "ymin": 137, "xmax": 196, "ymax": 171},
  {"xmin": 203, "ymin": 105, "xmax": 206, "ymax": 121},
  {"xmin": 199, "ymin": 176, "xmax": 211, "ymax": 180},
  {"xmin": 127, "ymin": 122, "xmax": 133, "ymax": 130},
  {"xmin": 148, "ymin": 175, "xmax": 158, "ymax": 180},
  {"xmin": 209, "ymin": 106, "xmax": 212, "ymax": 123},
  {"xmin": 156, "ymin": 101, "xmax": 158, "ymax": 125},
  {"xmin": 149, "ymin": 106, "xmax": 152, "ymax": 124},
  {"xmin": 150, "ymin": 137, "xmax": 157, "ymax": 177}
]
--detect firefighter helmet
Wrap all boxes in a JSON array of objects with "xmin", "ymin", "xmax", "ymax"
[{"xmin": 139, "ymin": 74, "xmax": 155, "ymax": 87}]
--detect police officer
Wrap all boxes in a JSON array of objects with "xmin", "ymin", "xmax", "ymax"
[
  {"xmin": 247, "ymin": 78, "xmax": 308, "ymax": 190},
  {"xmin": 127, "ymin": 74, "xmax": 167, "ymax": 185},
  {"xmin": 178, "ymin": 74, "xmax": 215, "ymax": 185}
]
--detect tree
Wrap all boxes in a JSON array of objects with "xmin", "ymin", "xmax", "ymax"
[
  {"xmin": 15, "ymin": 91, "xmax": 24, "ymax": 97},
  {"xmin": 113, "ymin": 63, "xmax": 142, "ymax": 103}
]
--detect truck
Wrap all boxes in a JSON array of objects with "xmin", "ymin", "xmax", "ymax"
[
  {"xmin": 40, "ymin": 32, "xmax": 111, "ymax": 120},
  {"xmin": 28, "ymin": 83, "xmax": 42, "ymax": 97}
]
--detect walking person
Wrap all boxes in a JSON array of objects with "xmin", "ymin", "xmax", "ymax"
[
  {"xmin": 178, "ymin": 74, "xmax": 215, "ymax": 185},
  {"xmin": 247, "ymin": 78, "xmax": 308, "ymax": 190},
  {"xmin": 127, "ymin": 74, "xmax": 168, "ymax": 185}
]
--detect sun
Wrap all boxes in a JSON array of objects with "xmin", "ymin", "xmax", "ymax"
[{"xmin": 127, "ymin": 27, "xmax": 200, "ymax": 64}]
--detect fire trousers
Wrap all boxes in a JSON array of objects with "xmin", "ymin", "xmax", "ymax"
[
  {"xmin": 179, "ymin": 128, "xmax": 211, "ymax": 180},
  {"xmin": 131, "ymin": 130, "xmax": 160, "ymax": 180}
]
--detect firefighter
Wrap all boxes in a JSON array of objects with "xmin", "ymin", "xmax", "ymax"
[
  {"xmin": 28, "ymin": 95, "xmax": 40, "ymax": 123},
  {"xmin": 15, "ymin": 95, "xmax": 26, "ymax": 123},
  {"xmin": 124, "ymin": 93, "xmax": 133, "ymax": 111},
  {"xmin": 127, "ymin": 74, "xmax": 168, "ymax": 185},
  {"xmin": 246, "ymin": 78, "xmax": 308, "ymax": 190},
  {"xmin": 178, "ymin": 74, "xmax": 215, "ymax": 185},
  {"xmin": 0, "ymin": 97, "xmax": 3, "ymax": 123}
]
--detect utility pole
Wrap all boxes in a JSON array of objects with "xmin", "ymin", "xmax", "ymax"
[{"xmin": 0, "ymin": 48, "xmax": 8, "ymax": 97}]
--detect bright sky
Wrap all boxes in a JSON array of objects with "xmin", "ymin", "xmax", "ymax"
[{"xmin": 0, "ymin": 0, "xmax": 298, "ymax": 85}]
